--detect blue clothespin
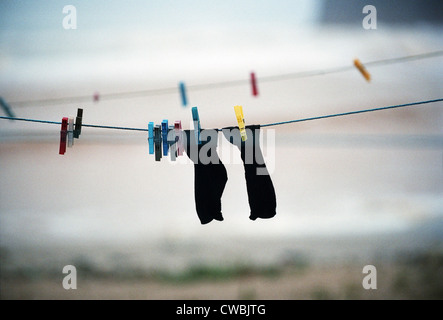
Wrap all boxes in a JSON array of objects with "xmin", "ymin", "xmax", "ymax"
[
  {"xmin": 161, "ymin": 120, "xmax": 169, "ymax": 156},
  {"xmin": 148, "ymin": 122, "xmax": 154, "ymax": 155},
  {"xmin": 192, "ymin": 107, "xmax": 201, "ymax": 145},
  {"xmin": 0, "ymin": 97, "xmax": 15, "ymax": 119},
  {"xmin": 179, "ymin": 82, "xmax": 187, "ymax": 107},
  {"xmin": 154, "ymin": 125, "xmax": 162, "ymax": 161}
]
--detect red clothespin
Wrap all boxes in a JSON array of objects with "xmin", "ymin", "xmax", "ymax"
[
  {"xmin": 174, "ymin": 121, "xmax": 183, "ymax": 156},
  {"xmin": 250, "ymin": 72, "xmax": 258, "ymax": 96},
  {"xmin": 59, "ymin": 117, "xmax": 68, "ymax": 155}
]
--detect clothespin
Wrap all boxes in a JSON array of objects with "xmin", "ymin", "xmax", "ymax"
[
  {"xmin": 192, "ymin": 107, "xmax": 201, "ymax": 145},
  {"xmin": 250, "ymin": 72, "xmax": 258, "ymax": 96},
  {"xmin": 353, "ymin": 58, "xmax": 371, "ymax": 82},
  {"xmin": 174, "ymin": 120, "xmax": 183, "ymax": 156},
  {"xmin": 179, "ymin": 82, "xmax": 187, "ymax": 107},
  {"xmin": 148, "ymin": 122, "xmax": 154, "ymax": 155},
  {"xmin": 67, "ymin": 117, "xmax": 74, "ymax": 148},
  {"xmin": 168, "ymin": 125, "xmax": 176, "ymax": 161},
  {"xmin": 154, "ymin": 125, "xmax": 162, "ymax": 161},
  {"xmin": 0, "ymin": 97, "xmax": 15, "ymax": 118},
  {"xmin": 59, "ymin": 117, "xmax": 68, "ymax": 155},
  {"xmin": 74, "ymin": 108, "xmax": 83, "ymax": 138},
  {"xmin": 234, "ymin": 105, "xmax": 247, "ymax": 141},
  {"xmin": 93, "ymin": 91, "xmax": 100, "ymax": 103},
  {"xmin": 161, "ymin": 120, "xmax": 169, "ymax": 156}
]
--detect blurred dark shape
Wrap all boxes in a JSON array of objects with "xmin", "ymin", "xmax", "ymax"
[
  {"xmin": 320, "ymin": 0, "xmax": 443, "ymax": 25},
  {"xmin": 0, "ymin": 97, "xmax": 15, "ymax": 118}
]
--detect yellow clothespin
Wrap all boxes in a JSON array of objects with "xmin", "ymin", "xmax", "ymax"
[
  {"xmin": 234, "ymin": 105, "xmax": 247, "ymax": 141},
  {"xmin": 353, "ymin": 58, "xmax": 371, "ymax": 82}
]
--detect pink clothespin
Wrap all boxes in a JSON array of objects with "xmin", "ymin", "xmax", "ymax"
[
  {"xmin": 93, "ymin": 91, "xmax": 100, "ymax": 102},
  {"xmin": 250, "ymin": 72, "xmax": 258, "ymax": 96},
  {"xmin": 174, "ymin": 120, "xmax": 183, "ymax": 156}
]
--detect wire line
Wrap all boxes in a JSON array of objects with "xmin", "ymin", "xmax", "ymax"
[
  {"xmin": 7, "ymin": 50, "xmax": 443, "ymax": 107},
  {"xmin": 1, "ymin": 98, "xmax": 442, "ymax": 132},
  {"xmin": 260, "ymin": 98, "xmax": 443, "ymax": 127}
]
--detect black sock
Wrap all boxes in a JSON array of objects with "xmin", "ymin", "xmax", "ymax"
[
  {"xmin": 222, "ymin": 125, "xmax": 276, "ymax": 220},
  {"xmin": 184, "ymin": 129, "xmax": 228, "ymax": 224}
]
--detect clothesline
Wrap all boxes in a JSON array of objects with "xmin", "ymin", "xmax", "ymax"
[
  {"xmin": 1, "ymin": 98, "xmax": 442, "ymax": 132},
  {"xmin": 6, "ymin": 50, "xmax": 443, "ymax": 107}
]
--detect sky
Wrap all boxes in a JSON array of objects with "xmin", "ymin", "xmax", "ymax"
[
  {"xmin": 0, "ymin": 1, "xmax": 322, "ymax": 86},
  {"xmin": 0, "ymin": 0, "xmax": 322, "ymax": 30}
]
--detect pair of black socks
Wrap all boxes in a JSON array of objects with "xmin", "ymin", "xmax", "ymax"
[{"xmin": 184, "ymin": 125, "xmax": 276, "ymax": 224}]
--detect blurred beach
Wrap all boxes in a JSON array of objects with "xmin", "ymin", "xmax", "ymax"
[{"xmin": 0, "ymin": 0, "xmax": 442, "ymax": 299}]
